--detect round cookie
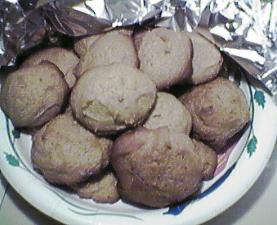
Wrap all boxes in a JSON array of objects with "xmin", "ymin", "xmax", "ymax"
[
  {"xmin": 111, "ymin": 127, "xmax": 213, "ymax": 208},
  {"xmin": 72, "ymin": 170, "xmax": 119, "ymax": 203},
  {"xmin": 21, "ymin": 47, "xmax": 79, "ymax": 89},
  {"xmin": 0, "ymin": 63, "xmax": 68, "ymax": 128},
  {"xmin": 75, "ymin": 31, "xmax": 138, "ymax": 77},
  {"xmin": 74, "ymin": 29, "xmax": 133, "ymax": 57},
  {"xmin": 187, "ymin": 32, "xmax": 223, "ymax": 85},
  {"xmin": 179, "ymin": 78, "xmax": 250, "ymax": 150},
  {"xmin": 144, "ymin": 92, "xmax": 192, "ymax": 134},
  {"xmin": 137, "ymin": 28, "xmax": 192, "ymax": 89},
  {"xmin": 31, "ymin": 112, "xmax": 112, "ymax": 185},
  {"xmin": 70, "ymin": 64, "xmax": 157, "ymax": 135}
]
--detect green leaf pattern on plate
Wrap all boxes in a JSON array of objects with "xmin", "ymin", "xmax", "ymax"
[
  {"xmin": 12, "ymin": 129, "xmax": 21, "ymax": 139},
  {"xmin": 247, "ymin": 136, "xmax": 257, "ymax": 157},
  {"xmin": 4, "ymin": 152, "xmax": 20, "ymax": 167},
  {"xmin": 254, "ymin": 90, "xmax": 265, "ymax": 108},
  {"xmin": 245, "ymin": 77, "xmax": 264, "ymax": 157}
]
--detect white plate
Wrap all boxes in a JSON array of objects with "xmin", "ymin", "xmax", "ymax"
[{"xmin": 0, "ymin": 74, "xmax": 277, "ymax": 225}]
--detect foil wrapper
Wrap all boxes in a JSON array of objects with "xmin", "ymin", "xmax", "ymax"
[{"xmin": 0, "ymin": 0, "xmax": 276, "ymax": 103}]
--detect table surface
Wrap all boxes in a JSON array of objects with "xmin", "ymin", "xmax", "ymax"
[{"xmin": 0, "ymin": 142, "xmax": 276, "ymax": 225}]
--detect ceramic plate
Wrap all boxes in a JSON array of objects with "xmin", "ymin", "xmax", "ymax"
[{"xmin": 0, "ymin": 74, "xmax": 277, "ymax": 225}]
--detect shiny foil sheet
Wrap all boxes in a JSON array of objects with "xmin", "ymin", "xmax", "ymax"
[{"xmin": 0, "ymin": 0, "xmax": 276, "ymax": 102}]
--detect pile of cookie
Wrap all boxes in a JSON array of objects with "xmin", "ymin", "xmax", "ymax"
[{"xmin": 0, "ymin": 28, "xmax": 249, "ymax": 208}]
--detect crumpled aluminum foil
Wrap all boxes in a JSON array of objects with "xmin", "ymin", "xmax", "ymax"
[{"xmin": 0, "ymin": 0, "xmax": 276, "ymax": 103}]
